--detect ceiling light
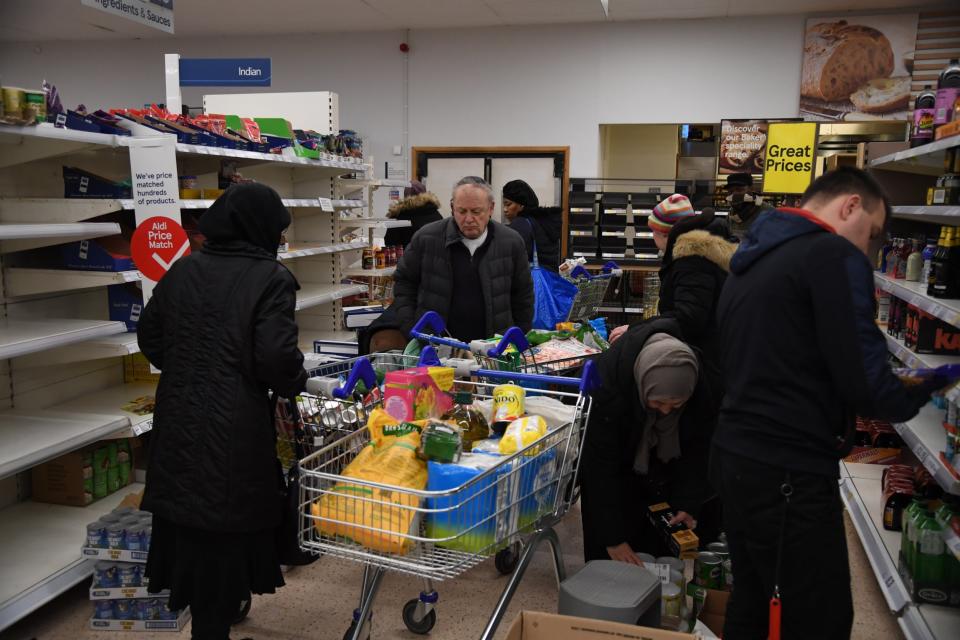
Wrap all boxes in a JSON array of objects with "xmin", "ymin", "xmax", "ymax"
[{"xmin": 600, "ymin": 0, "xmax": 610, "ymax": 19}]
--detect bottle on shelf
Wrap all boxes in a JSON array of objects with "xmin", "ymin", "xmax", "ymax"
[
  {"xmin": 935, "ymin": 58, "xmax": 960, "ymax": 128},
  {"xmin": 915, "ymin": 516, "xmax": 946, "ymax": 586},
  {"xmin": 887, "ymin": 238, "xmax": 901, "ymax": 277},
  {"xmin": 931, "ymin": 227, "xmax": 954, "ymax": 298},
  {"xmin": 921, "ymin": 238, "xmax": 938, "ymax": 286},
  {"xmin": 879, "ymin": 236, "xmax": 894, "ymax": 273},
  {"xmin": 910, "ymin": 85, "xmax": 937, "ymax": 147},
  {"xmin": 951, "ymin": 226, "xmax": 960, "ymax": 296},
  {"xmin": 895, "ymin": 237, "xmax": 912, "ymax": 280},
  {"xmin": 906, "ymin": 239, "xmax": 924, "ymax": 282}
]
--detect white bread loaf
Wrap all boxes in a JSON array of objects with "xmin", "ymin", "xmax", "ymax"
[
  {"xmin": 849, "ymin": 76, "xmax": 910, "ymax": 113},
  {"xmin": 801, "ymin": 21, "xmax": 894, "ymax": 102}
]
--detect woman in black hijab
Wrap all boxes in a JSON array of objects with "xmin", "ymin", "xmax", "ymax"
[
  {"xmin": 138, "ymin": 184, "xmax": 307, "ymax": 640},
  {"xmin": 502, "ymin": 179, "xmax": 563, "ymax": 271}
]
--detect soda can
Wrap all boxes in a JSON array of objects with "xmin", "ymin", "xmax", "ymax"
[
  {"xmin": 86, "ymin": 521, "xmax": 107, "ymax": 548},
  {"xmin": 113, "ymin": 599, "xmax": 135, "ymax": 621},
  {"xmin": 94, "ymin": 561, "xmax": 119, "ymax": 588},
  {"xmin": 695, "ymin": 551, "xmax": 723, "ymax": 589},
  {"xmin": 118, "ymin": 563, "xmax": 140, "ymax": 587},
  {"xmin": 94, "ymin": 600, "xmax": 114, "ymax": 620}
]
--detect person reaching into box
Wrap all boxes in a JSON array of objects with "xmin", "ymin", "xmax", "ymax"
[
  {"xmin": 137, "ymin": 184, "xmax": 307, "ymax": 640},
  {"xmin": 580, "ymin": 317, "xmax": 718, "ymax": 563}
]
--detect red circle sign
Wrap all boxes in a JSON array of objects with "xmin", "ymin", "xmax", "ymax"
[{"xmin": 131, "ymin": 216, "xmax": 191, "ymax": 282}]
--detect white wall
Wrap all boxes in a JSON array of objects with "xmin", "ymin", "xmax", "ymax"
[{"xmin": 0, "ymin": 14, "xmax": 806, "ymax": 188}]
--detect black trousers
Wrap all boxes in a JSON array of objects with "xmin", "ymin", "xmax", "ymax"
[
  {"xmin": 709, "ymin": 445, "xmax": 853, "ymax": 640},
  {"xmin": 190, "ymin": 590, "xmax": 239, "ymax": 640}
]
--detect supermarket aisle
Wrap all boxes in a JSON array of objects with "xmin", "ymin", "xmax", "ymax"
[{"xmin": 2, "ymin": 506, "xmax": 901, "ymax": 640}]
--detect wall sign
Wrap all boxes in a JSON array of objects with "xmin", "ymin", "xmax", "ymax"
[
  {"xmin": 718, "ymin": 119, "xmax": 769, "ymax": 176},
  {"xmin": 80, "ymin": 0, "xmax": 174, "ymax": 34},
  {"xmin": 761, "ymin": 122, "xmax": 819, "ymax": 194},
  {"xmin": 179, "ymin": 58, "xmax": 272, "ymax": 87}
]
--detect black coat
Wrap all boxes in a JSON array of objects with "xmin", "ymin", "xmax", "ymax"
[
  {"xmin": 508, "ymin": 206, "xmax": 563, "ymax": 271},
  {"xmin": 383, "ymin": 193, "xmax": 444, "ymax": 248},
  {"xmin": 138, "ymin": 185, "xmax": 308, "ymax": 533},
  {"xmin": 657, "ymin": 211, "xmax": 737, "ymax": 387},
  {"xmin": 392, "ymin": 217, "xmax": 534, "ymax": 337},
  {"xmin": 581, "ymin": 318, "xmax": 718, "ymax": 558}
]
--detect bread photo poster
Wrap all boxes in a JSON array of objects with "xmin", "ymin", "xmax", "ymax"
[{"xmin": 800, "ymin": 14, "xmax": 918, "ymax": 121}]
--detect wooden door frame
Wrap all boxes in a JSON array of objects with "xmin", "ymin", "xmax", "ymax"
[{"xmin": 411, "ymin": 146, "xmax": 571, "ymax": 257}]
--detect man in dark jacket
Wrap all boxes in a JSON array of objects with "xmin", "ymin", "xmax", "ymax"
[
  {"xmin": 138, "ymin": 184, "xmax": 307, "ymax": 639},
  {"xmin": 581, "ymin": 317, "xmax": 718, "ymax": 563},
  {"xmin": 725, "ymin": 172, "xmax": 774, "ymax": 239},
  {"xmin": 502, "ymin": 179, "xmax": 563, "ymax": 271},
  {"xmin": 390, "ymin": 177, "xmax": 534, "ymax": 341},
  {"xmin": 384, "ymin": 180, "xmax": 443, "ymax": 248},
  {"xmin": 712, "ymin": 167, "xmax": 944, "ymax": 640}
]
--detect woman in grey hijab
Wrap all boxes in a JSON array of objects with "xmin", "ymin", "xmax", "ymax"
[{"xmin": 580, "ymin": 317, "xmax": 715, "ymax": 564}]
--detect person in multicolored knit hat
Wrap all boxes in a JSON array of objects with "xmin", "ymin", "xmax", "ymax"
[{"xmin": 647, "ymin": 194, "xmax": 697, "ymax": 252}]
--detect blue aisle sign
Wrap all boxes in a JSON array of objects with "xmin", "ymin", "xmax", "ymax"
[{"xmin": 179, "ymin": 58, "xmax": 271, "ymax": 87}]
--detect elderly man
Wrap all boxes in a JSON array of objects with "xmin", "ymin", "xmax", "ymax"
[{"xmin": 387, "ymin": 176, "xmax": 534, "ymax": 343}]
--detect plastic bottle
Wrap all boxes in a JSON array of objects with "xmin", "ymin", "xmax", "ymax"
[
  {"xmin": 440, "ymin": 391, "xmax": 490, "ymax": 452},
  {"xmin": 887, "ymin": 238, "xmax": 901, "ymax": 277},
  {"xmin": 904, "ymin": 501, "xmax": 928, "ymax": 574},
  {"xmin": 911, "ymin": 85, "xmax": 937, "ymax": 147},
  {"xmin": 880, "ymin": 236, "xmax": 894, "ymax": 273},
  {"xmin": 931, "ymin": 228, "xmax": 954, "ymax": 298},
  {"xmin": 915, "ymin": 516, "xmax": 946, "ymax": 587},
  {"xmin": 921, "ymin": 239, "xmax": 938, "ymax": 286},
  {"xmin": 935, "ymin": 58, "xmax": 960, "ymax": 127},
  {"xmin": 906, "ymin": 239, "xmax": 924, "ymax": 281},
  {"xmin": 928, "ymin": 228, "xmax": 946, "ymax": 295},
  {"xmin": 896, "ymin": 238, "xmax": 912, "ymax": 279}
]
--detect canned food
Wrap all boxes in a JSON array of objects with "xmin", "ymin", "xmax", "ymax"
[
  {"xmin": 94, "ymin": 561, "xmax": 119, "ymax": 588},
  {"xmin": 320, "ymin": 400, "xmax": 342, "ymax": 429},
  {"xmin": 362, "ymin": 247, "xmax": 376, "ymax": 270},
  {"xmin": 86, "ymin": 521, "xmax": 107, "ymax": 548},
  {"xmin": 142, "ymin": 526, "xmax": 152, "ymax": 551},
  {"xmin": 94, "ymin": 600, "xmax": 114, "ymax": 620},
  {"xmin": 491, "ymin": 384, "xmax": 525, "ymax": 435},
  {"xmin": 706, "ymin": 541, "xmax": 729, "ymax": 559},
  {"xmin": 141, "ymin": 599, "xmax": 160, "ymax": 621},
  {"xmin": 118, "ymin": 563, "xmax": 140, "ymax": 587},
  {"xmin": 99, "ymin": 512, "xmax": 123, "ymax": 525},
  {"xmin": 125, "ymin": 524, "xmax": 145, "ymax": 551},
  {"xmin": 112, "ymin": 506, "xmax": 135, "ymax": 518},
  {"xmin": 158, "ymin": 599, "xmax": 179, "ymax": 620},
  {"xmin": 113, "ymin": 599, "xmax": 135, "ymax": 621},
  {"xmin": 661, "ymin": 582, "xmax": 682, "ymax": 618},
  {"xmin": 695, "ymin": 551, "xmax": 723, "ymax": 589},
  {"xmin": 106, "ymin": 523, "xmax": 125, "ymax": 549}
]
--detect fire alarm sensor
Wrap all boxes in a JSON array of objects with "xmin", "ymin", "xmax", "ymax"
[{"xmin": 399, "ymin": 43, "xmax": 410, "ymax": 53}]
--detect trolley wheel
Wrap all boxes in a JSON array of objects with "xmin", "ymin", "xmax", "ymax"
[
  {"xmin": 233, "ymin": 596, "xmax": 251, "ymax": 624},
  {"xmin": 402, "ymin": 598, "xmax": 437, "ymax": 635},
  {"xmin": 495, "ymin": 544, "xmax": 519, "ymax": 575}
]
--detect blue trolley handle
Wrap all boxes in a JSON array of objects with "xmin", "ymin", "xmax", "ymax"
[
  {"xmin": 602, "ymin": 260, "xmax": 621, "ymax": 275},
  {"xmin": 418, "ymin": 345, "xmax": 442, "ymax": 367},
  {"xmin": 328, "ymin": 357, "xmax": 378, "ymax": 400},
  {"xmin": 471, "ymin": 359, "xmax": 601, "ymax": 395},
  {"xmin": 569, "ymin": 265, "xmax": 592, "ymax": 280},
  {"xmin": 471, "ymin": 327, "xmax": 530, "ymax": 358},
  {"xmin": 409, "ymin": 311, "xmax": 471, "ymax": 350}
]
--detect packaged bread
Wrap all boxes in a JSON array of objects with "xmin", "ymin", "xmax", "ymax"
[
  {"xmin": 801, "ymin": 21, "xmax": 894, "ymax": 102},
  {"xmin": 849, "ymin": 76, "xmax": 910, "ymax": 114}
]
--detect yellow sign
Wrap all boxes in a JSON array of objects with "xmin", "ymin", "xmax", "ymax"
[{"xmin": 762, "ymin": 122, "xmax": 819, "ymax": 194}]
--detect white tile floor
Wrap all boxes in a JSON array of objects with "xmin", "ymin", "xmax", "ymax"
[{"xmin": 1, "ymin": 507, "xmax": 901, "ymax": 640}]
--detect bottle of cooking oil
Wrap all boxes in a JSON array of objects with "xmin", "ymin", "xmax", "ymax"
[{"xmin": 441, "ymin": 391, "xmax": 490, "ymax": 452}]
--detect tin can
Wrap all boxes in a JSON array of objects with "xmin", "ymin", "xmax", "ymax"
[
  {"xmin": 141, "ymin": 598, "xmax": 160, "ymax": 621},
  {"xmin": 158, "ymin": 599, "xmax": 179, "ymax": 620},
  {"xmin": 94, "ymin": 600, "xmax": 114, "ymax": 620},
  {"xmin": 106, "ymin": 523, "xmax": 125, "ymax": 549},
  {"xmin": 23, "ymin": 90, "xmax": 45, "ymax": 124},
  {"xmin": 320, "ymin": 400, "xmax": 342, "ymax": 429},
  {"xmin": 661, "ymin": 582, "xmax": 682, "ymax": 618},
  {"xmin": 99, "ymin": 512, "xmax": 122, "ymax": 525},
  {"xmin": 125, "ymin": 524, "xmax": 145, "ymax": 551},
  {"xmin": 706, "ymin": 541, "xmax": 729, "ymax": 560},
  {"xmin": 113, "ymin": 599, "xmax": 135, "ymax": 621},
  {"xmin": 695, "ymin": 551, "xmax": 723, "ymax": 589},
  {"xmin": 339, "ymin": 408, "xmax": 360, "ymax": 432},
  {"xmin": 112, "ymin": 506, "xmax": 135, "ymax": 518},
  {"xmin": 87, "ymin": 521, "xmax": 107, "ymax": 548},
  {"xmin": 94, "ymin": 561, "xmax": 119, "ymax": 588},
  {"xmin": 118, "ymin": 563, "xmax": 140, "ymax": 587},
  {"xmin": 142, "ymin": 526, "xmax": 152, "ymax": 552},
  {"xmin": 491, "ymin": 384, "xmax": 525, "ymax": 435},
  {"xmin": 2, "ymin": 87, "xmax": 25, "ymax": 119}
]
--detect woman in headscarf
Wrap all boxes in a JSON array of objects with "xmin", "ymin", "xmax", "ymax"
[
  {"xmin": 580, "ymin": 317, "xmax": 717, "ymax": 563},
  {"xmin": 138, "ymin": 183, "xmax": 307, "ymax": 639},
  {"xmin": 384, "ymin": 180, "xmax": 443, "ymax": 249},
  {"xmin": 502, "ymin": 179, "xmax": 563, "ymax": 271}
]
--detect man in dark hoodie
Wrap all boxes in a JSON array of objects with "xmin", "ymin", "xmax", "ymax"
[
  {"xmin": 502, "ymin": 179, "xmax": 563, "ymax": 271},
  {"xmin": 712, "ymin": 167, "xmax": 945, "ymax": 640}
]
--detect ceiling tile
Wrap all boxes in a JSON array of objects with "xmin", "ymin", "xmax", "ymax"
[
  {"xmin": 485, "ymin": 0, "xmax": 607, "ymax": 24},
  {"xmin": 363, "ymin": 0, "xmax": 504, "ymax": 29}
]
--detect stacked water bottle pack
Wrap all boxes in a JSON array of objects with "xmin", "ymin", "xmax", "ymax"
[{"xmin": 83, "ymin": 506, "xmax": 190, "ymax": 631}]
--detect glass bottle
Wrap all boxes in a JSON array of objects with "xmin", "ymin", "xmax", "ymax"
[
  {"xmin": 441, "ymin": 391, "xmax": 490, "ymax": 452},
  {"xmin": 906, "ymin": 239, "xmax": 924, "ymax": 281},
  {"xmin": 931, "ymin": 228, "xmax": 953, "ymax": 298},
  {"xmin": 896, "ymin": 238, "xmax": 912, "ymax": 279},
  {"xmin": 928, "ymin": 228, "xmax": 947, "ymax": 295},
  {"xmin": 921, "ymin": 239, "xmax": 938, "ymax": 287}
]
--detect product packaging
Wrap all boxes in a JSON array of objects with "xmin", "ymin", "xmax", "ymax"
[
  {"xmin": 646, "ymin": 501, "xmax": 700, "ymax": 559},
  {"xmin": 108, "ymin": 283, "xmax": 143, "ymax": 332},
  {"xmin": 499, "ymin": 416, "xmax": 548, "ymax": 456},
  {"xmin": 419, "ymin": 420, "xmax": 463, "ymax": 463},
  {"xmin": 383, "ymin": 367, "xmax": 454, "ymax": 421},
  {"xmin": 32, "ymin": 439, "xmax": 136, "ymax": 506},
  {"xmin": 425, "ymin": 452, "xmax": 505, "ymax": 552}
]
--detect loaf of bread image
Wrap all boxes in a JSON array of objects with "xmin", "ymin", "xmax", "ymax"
[
  {"xmin": 802, "ymin": 21, "xmax": 894, "ymax": 102},
  {"xmin": 850, "ymin": 76, "xmax": 910, "ymax": 113}
]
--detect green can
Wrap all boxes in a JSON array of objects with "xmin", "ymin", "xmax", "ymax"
[{"xmin": 695, "ymin": 551, "xmax": 723, "ymax": 589}]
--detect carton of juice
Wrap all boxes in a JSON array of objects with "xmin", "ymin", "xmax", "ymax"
[{"xmin": 383, "ymin": 367, "xmax": 454, "ymax": 421}]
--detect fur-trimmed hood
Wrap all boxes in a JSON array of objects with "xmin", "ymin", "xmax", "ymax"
[
  {"xmin": 387, "ymin": 192, "xmax": 441, "ymax": 219},
  {"xmin": 672, "ymin": 229, "xmax": 738, "ymax": 272}
]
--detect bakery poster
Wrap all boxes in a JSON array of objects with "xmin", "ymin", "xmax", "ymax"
[
  {"xmin": 800, "ymin": 14, "xmax": 918, "ymax": 121},
  {"xmin": 719, "ymin": 120, "xmax": 768, "ymax": 175}
]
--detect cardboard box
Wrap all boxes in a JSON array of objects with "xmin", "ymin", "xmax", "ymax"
[
  {"xmin": 905, "ymin": 306, "xmax": 960, "ymax": 355},
  {"xmin": 124, "ymin": 354, "xmax": 160, "ymax": 383},
  {"xmin": 504, "ymin": 611, "xmax": 695, "ymax": 640},
  {"xmin": 696, "ymin": 587, "xmax": 730, "ymax": 637},
  {"xmin": 935, "ymin": 118, "xmax": 960, "ymax": 141},
  {"xmin": 646, "ymin": 502, "xmax": 700, "ymax": 559},
  {"xmin": 108, "ymin": 283, "xmax": 143, "ymax": 332},
  {"xmin": 89, "ymin": 607, "xmax": 190, "ymax": 632},
  {"xmin": 32, "ymin": 440, "xmax": 135, "ymax": 507},
  {"xmin": 60, "ymin": 236, "xmax": 135, "ymax": 272}
]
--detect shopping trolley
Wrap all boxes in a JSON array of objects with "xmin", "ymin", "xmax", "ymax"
[
  {"xmin": 409, "ymin": 311, "xmax": 597, "ymax": 378},
  {"xmin": 566, "ymin": 261, "xmax": 623, "ymax": 323},
  {"xmin": 297, "ymin": 357, "xmax": 600, "ymax": 640}
]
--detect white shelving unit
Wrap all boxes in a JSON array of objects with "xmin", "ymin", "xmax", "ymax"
[
  {"xmin": 0, "ymin": 483, "xmax": 144, "ymax": 630},
  {"xmin": 875, "ymin": 273, "xmax": 960, "ymax": 328},
  {"xmin": 342, "ymin": 265, "xmax": 396, "ymax": 277},
  {"xmin": 892, "ymin": 404, "xmax": 960, "ymax": 495},
  {"xmin": 840, "ymin": 463, "xmax": 960, "ymax": 640},
  {"xmin": 868, "ymin": 136, "xmax": 960, "ymax": 176},
  {"xmin": 883, "ymin": 333, "xmax": 960, "ymax": 371},
  {"xmin": 340, "ymin": 218, "xmax": 411, "ymax": 230},
  {"xmin": 0, "ymin": 95, "xmax": 373, "ymax": 630},
  {"xmin": 892, "ymin": 206, "xmax": 960, "ymax": 224}
]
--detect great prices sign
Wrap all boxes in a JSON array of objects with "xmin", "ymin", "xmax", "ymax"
[{"xmin": 761, "ymin": 122, "xmax": 820, "ymax": 194}]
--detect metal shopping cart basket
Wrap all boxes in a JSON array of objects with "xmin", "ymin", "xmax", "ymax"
[
  {"xmin": 409, "ymin": 311, "xmax": 598, "ymax": 378},
  {"xmin": 565, "ymin": 261, "xmax": 623, "ymax": 323},
  {"xmin": 297, "ymin": 358, "xmax": 600, "ymax": 640}
]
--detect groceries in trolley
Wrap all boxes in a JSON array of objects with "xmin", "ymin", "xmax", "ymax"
[
  {"xmin": 440, "ymin": 391, "xmax": 490, "ymax": 451},
  {"xmin": 383, "ymin": 366, "xmax": 455, "ymax": 421}
]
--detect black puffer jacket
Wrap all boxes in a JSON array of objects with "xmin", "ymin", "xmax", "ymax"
[
  {"xmin": 582, "ymin": 318, "xmax": 718, "ymax": 555},
  {"xmin": 384, "ymin": 193, "xmax": 443, "ymax": 248},
  {"xmin": 508, "ymin": 206, "xmax": 563, "ymax": 271},
  {"xmin": 138, "ymin": 184, "xmax": 308, "ymax": 533},
  {"xmin": 393, "ymin": 217, "xmax": 534, "ymax": 336},
  {"xmin": 657, "ymin": 211, "xmax": 737, "ymax": 387}
]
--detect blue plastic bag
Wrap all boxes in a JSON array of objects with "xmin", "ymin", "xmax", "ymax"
[{"xmin": 520, "ymin": 218, "xmax": 577, "ymax": 330}]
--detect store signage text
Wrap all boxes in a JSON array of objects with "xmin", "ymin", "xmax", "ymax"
[
  {"xmin": 179, "ymin": 58, "xmax": 272, "ymax": 87},
  {"xmin": 80, "ymin": 0, "xmax": 175, "ymax": 34},
  {"xmin": 761, "ymin": 122, "xmax": 819, "ymax": 194}
]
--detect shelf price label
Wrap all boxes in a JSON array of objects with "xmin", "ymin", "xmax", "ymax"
[{"xmin": 319, "ymin": 198, "xmax": 335, "ymax": 212}]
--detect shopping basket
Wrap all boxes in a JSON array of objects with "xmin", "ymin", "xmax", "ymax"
[
  {"xmin": 566, "ymin": 260, "xmax": 622, "ymax": 323},
  {"xmin": 409, "ymin": 310, "xmax": 597, "ymax": 378},
  {"xmin": 297, "ymin": 357, "xmax": 600, "ymax": 640}
]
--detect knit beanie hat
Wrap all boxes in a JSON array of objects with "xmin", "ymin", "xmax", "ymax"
[
  {"xmin": 648, "ymin": 194, "xmax": 695, "ymax": 233},
  {"xmin": 502, "ymin": 180, "xmax": 539, "ymax": 209}
]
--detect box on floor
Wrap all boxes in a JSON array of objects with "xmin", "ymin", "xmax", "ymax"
[{"xmin": 505, "ymin": 611, "xmax": 696, "ymax": 640}]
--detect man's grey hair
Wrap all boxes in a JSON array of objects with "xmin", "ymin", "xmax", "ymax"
[{"xmin": 452, "ymin": 176, "xmax": 495, "ymax": 205}]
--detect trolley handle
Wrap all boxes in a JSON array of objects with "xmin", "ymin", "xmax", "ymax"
[
  {"xmin": 571, "ymin": 260, "xmax": 622, "ymax": 280},
  {"xmin": 470, "ymin": 327, "xmax": 530, "ymax": 358},
  {"xmin": 418, "ymin": 345, "xmax": 442, "ymax": 366},
  {"xmin": 411, "ymin": 311, "xmax": 446, "ymax": 336},
  {"xmin": 471, "ymin": 359, "xmax": 601, "ymax": 394},
  {"xmin": 305, "ymin": 357, "xmax": 378, "ymax": 399},
  {"xmin": 569, "ymin": 265, "xmax": 592, "ymax": 280}
]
